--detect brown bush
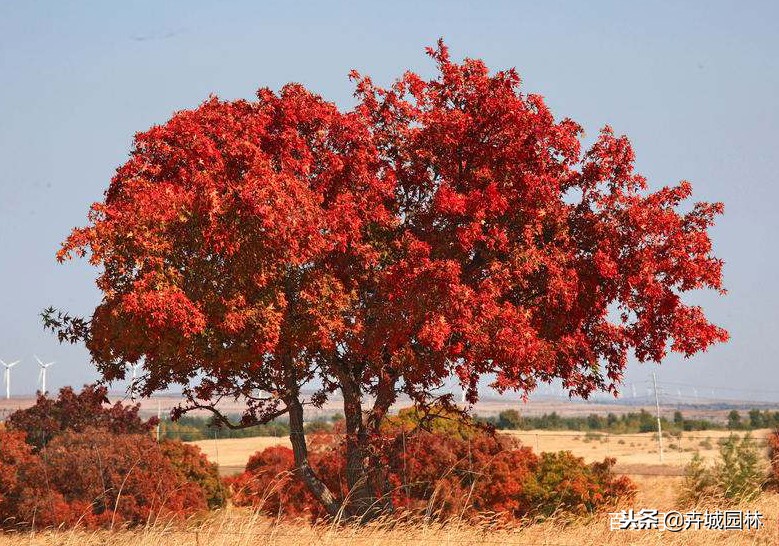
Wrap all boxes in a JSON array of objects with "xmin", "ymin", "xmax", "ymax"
[
  {"xmin": 0, "ymin": 429, "xmax": 210, "ymax": 529},
  {"xmin": 5, "ymin": 384, "xmax": 156, "ymax": 450},
  {"xmin": 767, "ymin": 429, "xmax": 779, "ymax": 487}
]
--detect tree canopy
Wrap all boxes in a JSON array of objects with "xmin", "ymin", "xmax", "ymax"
[{"xmin": 48, "ymin": 41, "xmax": 727, "ymax": 516}]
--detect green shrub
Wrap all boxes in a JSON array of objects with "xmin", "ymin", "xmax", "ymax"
[
  {"xmin": 680, "ymin": 433, "xmax": 766, "ymax": 506},
  {"xmin": 583, "ymin": 431, "xmax": 603, "ymax": 442},
  {"xmin": 520, "ymin": 452, "xmax": 635, "ymax": 519},
  {"xmin": 680, "ymin": 453, "xmax": 716, "ymax": 505},
  {"xmin": 717, "ymin": 433, "xmax": 765, "ymax": 501},
  {"xmin": 159, "ymin": 440, "xmax": 226, "ymax": 509}
]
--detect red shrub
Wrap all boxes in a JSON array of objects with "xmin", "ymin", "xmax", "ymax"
[
  {"xmin": 234, "ymin": 429, "xmax": 635, "ymax": 521},
  {"xmin": 0, "ymin": 430, "xmax": 39, "ymax": 526},
  {"xmin": 386, "ymin": 430, "xmax": 537, "ymax": 518},
  {"xmin": 6, "ymin": 384, "xmax": 156, "ymax": 450},
  {"xmin": 1, "ymin": 429, "xmax": 209, "ymax": 529},
  {"xmin": 50, "ymin": 430, "xmax": 207, "ymax": 525},
  {"xmin": 1, "ymin": 430, "xmax": 83, "ymax": 529},
  {"xmin": 470, "ymin": 447, "xmax": 539, "ymax": 516},
  {"xmin": 229, "ymin": 446, "xmax": 314, "ymax": 517}
]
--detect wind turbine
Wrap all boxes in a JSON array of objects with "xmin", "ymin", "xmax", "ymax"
[
  {"xmin": 127, "ymin": 362, "xmax": 141, "ymax": 392},
  {"xmin": 34, "ymin": 355, "xmax": 55, "ymax": 394},
  {"xmin": 126, "ymin": 362, "xmax": 142, "ymax": 399},
  {"xmin": 1, "ymin": 359, "xmax": 20, "ymax": 400}
]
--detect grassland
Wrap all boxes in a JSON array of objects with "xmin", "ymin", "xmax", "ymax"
[
  {"xmin": 0, "ymin": 489, "xmax": 776, "ymax": 546},
  {"xmin": 190, "ymin": 436, "xmax": 292, "ymax": 472},
  {"xmin": 191, "ymin": 428, "xmax": 776, "ymax": 475}
]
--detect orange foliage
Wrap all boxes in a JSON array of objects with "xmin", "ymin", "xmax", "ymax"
[{"xmin": 766, "ymin": 429, "xmax": 779, "ymax": 487}]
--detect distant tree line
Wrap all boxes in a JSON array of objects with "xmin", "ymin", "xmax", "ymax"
[
  {"xmin": 726, "ymin": 409, "xmax": 779, "ymax": 431},
  {"xmin": 484, "ymin": 408, "xmax": 779, "ymax": 434},
  {"xmin": 158, "ymin": 413, "xmax": 345, "ymax": 441},
  {"xmin": 155, "ymin": 408, "xmax": 779, "ymax": 441}
]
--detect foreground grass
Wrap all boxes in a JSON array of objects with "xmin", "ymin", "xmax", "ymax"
[{"xmin": 1, "ymin": 480, "xmax": 777, "ymax": 546}]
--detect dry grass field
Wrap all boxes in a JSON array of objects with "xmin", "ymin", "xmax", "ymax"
[
  {"xmin": 190, "ymin": 436, "xmax": 292, "ymax": 471},
  {"xmin": 2, "ymin": 428, "xmax": 778, "ymax": 545},
  {"xmin": 191, "ymin": 428, "xmax": 776, "ymax": 476},
  {"xmin": 0, "ymin": 492, "xmax": 776, "ymax": 546},
  {"xmin": 504, "ymin": 428, "xmax": 776, "ymax": 471}
]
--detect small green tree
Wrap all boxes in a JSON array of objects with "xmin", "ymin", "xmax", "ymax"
[
  {"xmin": 727, "ymin": 410, "xmax": 742, "ymax": 431},
  {"xmin": 680, "ymin": 433, "xmax": 766, "ymax": 506},
  {"xmin": 497, "ymin": 409, "xmax": 523, "ymax": 430},
  {"xmin": 748, "ymin": 409, "xmax": 764, "ymax": 430},
  {"xmin": 716, "ymin": 433, "xmax": 765, "ymax": 501},
  {"xmin": 680, "ymin": 452, "xmax": 716, "ymax": 505},
  {"xmin": 673, "ymin": 410, "xmax": 684, "ymax": 427}
]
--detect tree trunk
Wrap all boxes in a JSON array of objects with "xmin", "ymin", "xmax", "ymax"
[
  {"xmin": 339, "ymin": 368, "xmax": 399, "ymax": 521},
  {"xmin": 286, "ymin": 392, "xmax": 341, "ymax": 516},
  {"xmin": 341, "ymin": 377, "xmax": 383, "ymax": 520}
]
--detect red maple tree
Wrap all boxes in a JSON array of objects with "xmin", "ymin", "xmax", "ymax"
[{"xmin": 47, "ymin": 41, "xmax": 727, "ymax": 517}]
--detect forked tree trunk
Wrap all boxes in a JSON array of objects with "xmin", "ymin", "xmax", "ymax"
[
  {"xmin": 284, "ymin": 359, "xmax": 397, "ymax": 522},
  {"xmin": 339, "ymin": 370, "xmax": 398, "ymax": 521}
]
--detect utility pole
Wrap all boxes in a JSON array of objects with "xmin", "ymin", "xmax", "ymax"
[
  {"xmin": 156, "ymin": 399, "xmax": 162, "ymax": 442},
  {"xmin": 653, "ymin": 371, "xmax": 664, "ymax": 463}
]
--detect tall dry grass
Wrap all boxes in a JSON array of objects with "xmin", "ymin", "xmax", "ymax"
[
  {"xmin": 1, "ymin": 480, "xmax": 777, "ymax": 546},
  {"xmin": 3, "ymin": 429, "xmax": 778, "ymax": 545}
]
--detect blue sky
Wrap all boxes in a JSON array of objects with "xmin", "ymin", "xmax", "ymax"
[{"xmin": 1, "ymin": 1, "xmax": 777, "ymax": 402}]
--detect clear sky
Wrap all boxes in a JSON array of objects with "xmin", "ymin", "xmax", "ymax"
[{"xmin": 1, "ymin": 1, "xmax": 777, "ymax": 402}]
